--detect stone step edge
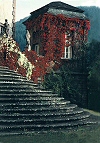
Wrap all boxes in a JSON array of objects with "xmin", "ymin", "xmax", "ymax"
[
  {"xmin": 0, "ymin": 114, "xmax": 90, "ymax": 124},
  {"xmin": 0, "ymin": 100, "xmax": 70, "ymax": 106},
  {"xmin": 0, "ymin": 111, "xmax": 83, "ymax": 117},
  {"xmin": 0, "ymin": 119, "xmax": 96, "ymax": 130},
  {"xmin": 0, "ymin": 81, "xmax": 38, "ymax": 86},
  {"xmin": 0, "ymin": 107, "xmax": 82, "ymax": 114},
  {"xmin": 0, "ymin": 96, "xmax": 64, "ymax": 100}
]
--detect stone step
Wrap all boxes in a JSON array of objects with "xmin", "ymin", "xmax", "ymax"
[
  {"xmin": 0, "ymin": 89, "xmax": 52, "ymax": 94},
  {"xmin": 0, "ymin": 74, "xmax": 26, "ymax": 79},
  {"xmin": 0, "ymin": 67, "xmax": 35, "ymax": 84},
  {"xmin": 0, "ymin": 66, "xmax": 96, "ymax": 134},
  {"xmin": 0, "ymin": 85, "xmax": 39, "ymax": 90},
  {"xmin": 0, "ymin": 93, "xmax": 59, "ymax": 97},
  {"xmin": 0, "ymin": 85, "xmax": 40, "ymax": 91},
  {"xmin": 0, "ymin": 69, "xmax": 22, "ymax": 76},
  {"xmin": 0, "ymin": 77, "xmax": 31, "ymax": 83},
  {"xmin": 0, "ymin": 67, "xmax": 19, "ymax": 73},
  {"xmin": 0, "ymin": 69, "xmax": 33, "ymax": 82},
  {"xmin": 0, "ymin": 108, "xmax": 83, "ymax": 119},
  {"xmin": 0, "ymin": 112, "xmax": 82, "ymax": 120},
  {"xmin": 0, "ymin": 66, "xmax": 9, "ymax": 69},
  {"xmin": 0, "ymin": 104, "xmax": 78, "ymax": 114},
  {"xmin": 0, "ymin": 77, "xmax": 36, "ymax": 84},
  {"xmin": 0, "ymin": 112, "xmax": 90, "ymax": 125},
  {"xmin": 0, "ymin": 90, "xmax": 37, "ymax": 94},
  {"xmin": 0, "ymin": 101, "xmax": 69, "ymax": 109},
  {"xmin": 0, "ymin": 119, "xmax": 95, "ymax": 133},
  {"xmin": 0, "ymin": 77, "xmax": 29, "ymax": 82},
  {"xmin": 0, "ymin": 97, "xmax": 65, "ymax": 102},
  {"xmin": 0, "ymin": 69, "xmax": 34, "ymax": 83},
  {"xmin": 0, "ymin": 81, "xmax": 38, "ymax": 87}
]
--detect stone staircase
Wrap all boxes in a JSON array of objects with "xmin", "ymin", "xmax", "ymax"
[{"xmin": 0, "ymin": 66, "xmax": 96, "ymax": 135}]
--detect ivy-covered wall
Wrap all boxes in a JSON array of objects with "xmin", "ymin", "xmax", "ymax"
[{"xmin": 25, "ymin": 13, "xmax": 90, "ymax": 66}]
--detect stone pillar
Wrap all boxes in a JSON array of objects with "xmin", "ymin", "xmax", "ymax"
[
  {"xmin": 26, "ymin": 30, "xmax": 31, "ymax": 51},
  {"xmin": 12, "ymin": 0, "xmax": 16, "ymax": 39}
]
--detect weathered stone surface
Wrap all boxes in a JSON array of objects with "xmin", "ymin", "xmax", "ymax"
[{"xmin": 0, "ymin": 66, "xmax": 96, "ymax": 135}]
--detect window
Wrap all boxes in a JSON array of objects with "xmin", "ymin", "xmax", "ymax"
[
  {"xmin": 0, "ymin": 25, "xmax": 5, "ymax": 35},
  {"xmin": 35, "ymin": 44, "xmax": 39, "ymax": 55},
  {"xmin": 61, "ymin": 32, "xmax": 72, "ymax": 59},
  {"xmin": 64, "ymin": 46, "xmax": 72, "ymax": 59},
  {"xmin": 0, "ymin": 26, "xmax": 1, "ymax": 34}
]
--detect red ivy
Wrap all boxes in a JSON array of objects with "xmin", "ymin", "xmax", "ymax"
[
  {"xmin": 24, "ymin": 13, "xmax": 90, "ymax": 82},
  {"xmin": 0, "ymin": 13, "xmax": 90, "ymax": 83}
]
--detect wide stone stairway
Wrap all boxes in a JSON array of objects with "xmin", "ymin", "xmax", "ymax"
[{"xmin": 0, "ymin": 66, "xmax": 96, "ymax": 135}]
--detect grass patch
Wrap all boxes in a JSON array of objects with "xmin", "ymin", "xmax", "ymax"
[
  {"xmin": 84, "ymin": 109, "xmax": 100, "ymax": 116},
  {"xmin": 0, "ymin": 125, "xmax": 100, "ymax": 143}
]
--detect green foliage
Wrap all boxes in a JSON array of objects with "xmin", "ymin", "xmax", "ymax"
[
  {"xmin": 86, "ymin": 40, "xmax": 100, "ymax": 111},
  {"xmin": 44, "ymin": 66, "xmax": 82, "ymax": 101},
  {"xmin": 86, "ymin": 40, "xmax": 100, "ymax": 67},
  {"xmin": 88, "ymin": 55, "xmax": 100, "ymax": 111},
  {"xmin": 0, "ymin": 125, "xmax": 100, "ymax": 143}
]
